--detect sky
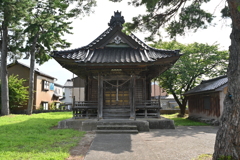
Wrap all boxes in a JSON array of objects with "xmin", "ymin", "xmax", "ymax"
[{"xmin": 19, "ymin": 0, "xmax": 231, "ymax": 86}]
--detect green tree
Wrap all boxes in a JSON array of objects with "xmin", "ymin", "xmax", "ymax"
[
  {"xmin": 153, "ymin": 41, "xmax": 228, "ymax": 116},
  {"xmin": 0, "ymin": 75, "xmax": 28, "ymax": 111},
  {"xmin": 113, "ymin": 0, "xmax": 240, "ymax": 158},
  {"xmin": 122, "ymin": 0, "xmax": 214, "ymax": 41},
  {"xmin": 23, "ymin": 0, "xmax": 96, "ymax": 115},
  {"xmin": 0, "ymin": 0, "xmax": 34, "ymax": 116}
]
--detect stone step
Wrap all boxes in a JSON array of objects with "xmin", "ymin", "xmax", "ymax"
[
  {"xmin": 103, "ymin": 109, "xmax": 130, "ymax": 112},
  {"xmin": 103, "ymin": 116, "xmax": 130, "ymax": 119},
  {"xmin": 103, "ymin": 108, "xmax": 130, "ymax": 119},
  {"xmin": 97, "ymin": 125, "xmax": 137, "ymax": 130},
  {"xmin": 103, "ymin": 111, "xmax": 130, "ymax": 114},
  {"xmin": 104, "ymin": 106, "xmax": 129, "ymax": 109},
  {"xmin": 95, "ymin": 130, "xmax": 138, "ymax": 134},
  {"xmin": 103, "ymin": 113, "xmax": 130, "ymax": 116}
]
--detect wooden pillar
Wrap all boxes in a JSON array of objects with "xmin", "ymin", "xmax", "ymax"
[
  {"xmin": 72, "ymin": 96, "xmax": 75, "ymax": 118},
  {"xmin": 143, "ymin": 77, "xmax": 147, "ymax": 118},
  {"xmin": 72, "ymin": 96, "xmax": 75, "ymax": 109},
  {"xmin": 133, "ymin": 75, "xmax": 136, "ymax": 119},
  {"xmin": 147, "ymin": 79, "xmax": 151, "ymax": 100},
  {"xmin": 87, "ymin": 77, "xmax": 91, "ymax": 101},
  {"xmin": 157, "ymin": 95, "xmax": 161, "ymax": 118},
  {"xmin": 143, "ymin": 77, "xmax": 146, "ymax": 100},
  {"xmin": 85, "ymin": 76, "xmax": 89, "ymax": 101},
  {"xmin": 98, "ymin": 73, "xmax": 103, "ymax": 119},
  {"xmin": 130, "ymin": 75, "xmax": 136, "ymax": 119}
]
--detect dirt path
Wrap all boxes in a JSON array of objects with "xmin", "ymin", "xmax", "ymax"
[{"xmin": 67, "ymin": 131, "xmax": 96, "ymax": 160}]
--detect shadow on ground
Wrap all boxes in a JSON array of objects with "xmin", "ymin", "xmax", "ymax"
[{"xmin": 84, "ymin": 126, "xmax": 218, "ymax": 160}]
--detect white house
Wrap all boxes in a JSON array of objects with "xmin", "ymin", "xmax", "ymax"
[
  {"xmin": 53, "ymin": 83, "xmax": 64, "ymax": 109},
  {"xmin": 61, "ymin": 77, "xmax": 85, "ymax": 109}
]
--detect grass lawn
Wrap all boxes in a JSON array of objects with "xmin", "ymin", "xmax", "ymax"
[
  {"xmin": 0, "ymin": 112, "xmax": 85, "ymax": 160},
  {"xmin": 192, "ymin": 154, "xmax": 212, "ymax": 160},
  {"xmin": 162, "ymin": 113, "xmax": 210, "ymax": 126}
]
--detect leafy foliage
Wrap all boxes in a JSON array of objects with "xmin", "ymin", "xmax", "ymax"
[
  {"xmin": 0, "ymin": 75, "xmax": 28, "ymax": 109},
  {"xmin": 0, "ymin": 0, "xmax": 35, "ymax": 60},
  {"xmin": 119, "ymin": 0, "xmax": 222, "ymax": 40},
  {"xmin": 221, "ymin": 6, "xmax": 230, "ymax": 18},
  {"xmin": 166, "ymin": 3, "xmax": 214, "ymax": 38},
  {"xmin": 0, "ymin": 0, "xmax": 35, "ymax": 115},
  {"xmin": 22, "ymin": 0, "xmax": 96, "ymax": 115},
  {"xmin": 23, "ymin": 0, "xmax": 96, "ymax": 64},
  {"xmin": 152, "ymin": 41, "xmax": 228, "ymax": 115}
]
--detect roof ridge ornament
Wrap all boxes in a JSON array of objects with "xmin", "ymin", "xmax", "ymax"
[
  {"xmin": 114, "ymin": 36, "xmax": 122, "ymax": 44},
  {"xmin": 108, "ymin": 11, "xmax": 125, "ymax": 27}
]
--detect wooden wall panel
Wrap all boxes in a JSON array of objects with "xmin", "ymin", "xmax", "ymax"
[
  {"xmin": 188, "ymin": 92, "xmax": 220, "ymax": 118},
  {"xmin": 88, "ymin": 79, "xmax": 98, "ymax": 101},
  {"xmin": 135, "ymin": 79, "xmax": 143, "ymax": 102}
]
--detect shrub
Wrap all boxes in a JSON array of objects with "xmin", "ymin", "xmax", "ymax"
[{"xmin": 0, "ymin": 75, "xmax": 29, "ymax": 110}]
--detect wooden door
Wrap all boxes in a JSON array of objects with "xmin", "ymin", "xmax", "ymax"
[{"xmin": 104, "ymin": 80, "xmax": 130, "ymax": 106}]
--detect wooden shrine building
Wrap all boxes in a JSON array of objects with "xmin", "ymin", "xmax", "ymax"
[{"xmin": 52, "ymin": 11, "xmax": 181, "ymax": 119}]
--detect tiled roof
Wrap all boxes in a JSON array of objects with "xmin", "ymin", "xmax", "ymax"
[
  {"xmin": 52, "ymin": 11, "xmax": 180, "ymax": 69},
  {"xmin": 52, "ymin": 27, "xmax": 180, "ymax": 63},
  {"xmin": 54, "ymin": 48, "xmax": 178, "ymax": 64},
  {"xmin": 85, "ymin": 27, "xmax": 113, "ymax": 49},
  {"xmin": 184, "ymin": 75, "xmax": 228, "ymax": 95}
]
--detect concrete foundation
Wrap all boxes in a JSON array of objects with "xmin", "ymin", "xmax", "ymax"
[{"xmin": 58, "ymin": 117, "xmax": 175, "ymax": 132}]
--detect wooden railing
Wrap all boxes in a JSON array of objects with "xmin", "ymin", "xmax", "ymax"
[
  {"xmin": 72, "ymin": 101, "xmax": 98, "ymax": 119},
  {"xmin": 135, "ymin": 100, "xmax": 162, "ymax": 118},
  {"xmin": 71, "ymin": 100, "xmax": 162, "ymax": 119}
]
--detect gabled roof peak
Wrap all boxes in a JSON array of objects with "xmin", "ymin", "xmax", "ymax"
[{"xmin": 108, "ymin": 11, "xmax": 125, "ymax": 27}]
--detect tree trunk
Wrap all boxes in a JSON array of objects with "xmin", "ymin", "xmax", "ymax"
[
  {"xmin": 213, "ymin": 1, "xmax": 240, "ymax": 159},
  {"xmin": 26, "ymin": 34, "xmax": 38, "ymax": 115},
  {"xmin": 179, "ymin": 98, "xmax": 187, "ymax": 116},
  {"xmin": 179, "ymin": 105, "xmax": 186, "ymax": 116},
  {"xmin": 171, "ymin": 91, "xmax": 187, "ymax": 116},
  {"xmin": 1, "ymin": 21, "xmax": 10, "ymax": 116}
]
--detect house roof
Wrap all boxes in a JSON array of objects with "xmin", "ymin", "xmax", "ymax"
[
  {"xmin": 54, "ymin": 83, "xmax": 63, "ymax": 88},
  {"xmin": 51, "ymin": 11, "xmax": 180, "ymax": 78},
  {"xmin": 53, "ymin": 93, "xmax": 62, "ymax": 97},
  {"xmin": 8, "ymin": 61, "xmax": 56, "ymax": 80},
  {"xmin": 63, "ymin": 79, "xmax": 73, "ymax": 88},
  {"xmin": 184, "ymin": 75, "xmax": 228, "ymax": 95}
]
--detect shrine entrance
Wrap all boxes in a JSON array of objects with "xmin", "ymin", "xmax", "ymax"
[
  {"xmin": 104, "ymin": 79, "xmax": 130, "ymax": 106},
  {"xmin": 101, "ymin": 76, "xmax": 132, "ymax": 119}
]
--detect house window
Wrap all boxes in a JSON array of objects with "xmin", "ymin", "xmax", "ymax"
[
  {"xmin": 55, "ymin": 88, "xmax": 60, "ymax": 94},
  {"xmin": 43, "ymin": 80, "xmax": 49, "ymax": 91},
  {"xmin": 42, "ymin": 102, "xmax": 48, "ymax": 110},
  {"xmin": 49, "ymin": 83, "xmax": 54, "ymax": 90},
  {"xmin": 204, "ymin": 96, "xmax": 211, "ymax": 110}
]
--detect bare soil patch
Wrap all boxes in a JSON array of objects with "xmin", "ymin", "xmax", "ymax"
[{"xmin": 66, "ymin": 131, "xmax": 96, "ymax": 160}]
